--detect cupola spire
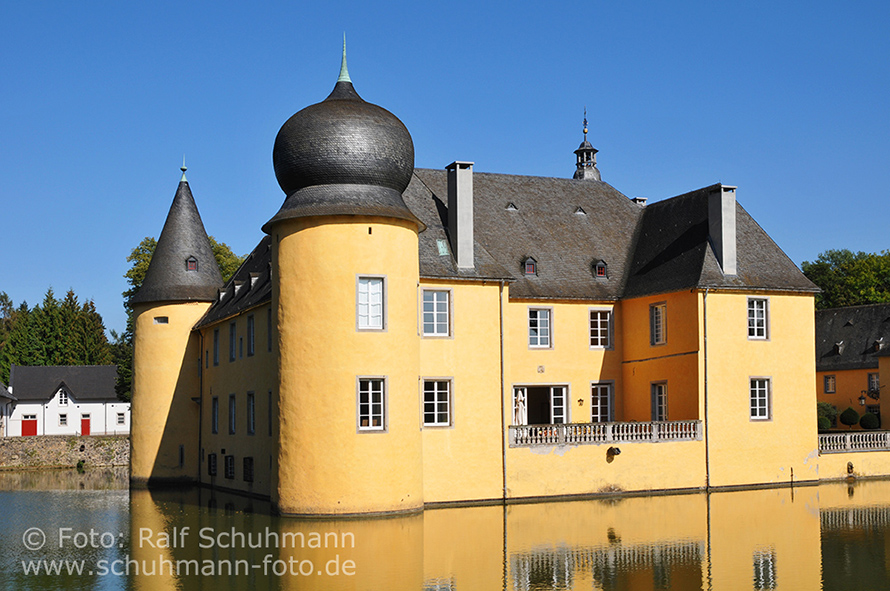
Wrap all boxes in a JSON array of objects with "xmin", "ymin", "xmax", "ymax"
[
  {"xmin": 337, "ymin": 33, "xmax": 351, "ymax": 83},
  {"xmin": 573, "ymin": 107, "xmax": 601, "ymax": 181},
  {"xmin": 180, "ymin": 156, "xmax": 187, "ymax": 182}
]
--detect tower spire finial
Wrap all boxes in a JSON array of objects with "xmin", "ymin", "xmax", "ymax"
[
  {"xmin": 337, "ymin": 33, "xmax": 351, "ymax": 83},
  {"xmin": 180, "ymin": 155, "xmax": 187, "ymax": 182},
  {"xmin": 582, "ymin": 107, "xmax": 588, "ymax": 141}
]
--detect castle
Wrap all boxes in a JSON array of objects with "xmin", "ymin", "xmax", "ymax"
[{"xmin": 130, "ymin": 49, "xmax": 823, "ymax": 516}]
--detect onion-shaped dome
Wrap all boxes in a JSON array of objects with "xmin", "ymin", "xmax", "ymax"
[{"xmin": 264, "ymin": 47, "xmax": 422, "ymax": 232}]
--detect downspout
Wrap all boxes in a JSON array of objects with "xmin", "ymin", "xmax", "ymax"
[
  {"xmin": 703, "ymin": 288, "xmax": 710, "ymax": 489},
  {"xmin": 499, "ymin": 280, "xmax": 507, "ymax": 502},
  {"xmin": 197, "ymin": 329, "xmax": 205, "ymax": 484}
]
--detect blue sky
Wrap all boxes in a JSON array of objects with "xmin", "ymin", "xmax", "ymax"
[{"xmin": 2, "ymin": 1, "xmax": 889, "ymax": 334}]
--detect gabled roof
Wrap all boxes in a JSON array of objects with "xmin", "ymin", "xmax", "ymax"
[
  {"xmin": 0, "ymin": 381, "xmax": 15, "ymax": 401},
  {"xmin": 816, "ymin": 304, "xmax": 890, "ymax": 372},
  {"xmin": 196, "ymin": 235, "xmax": 273, "ymax": 327},
  {"xmin": 8, "ymin": 365, "xmax": 119, "ymax": 401},
  {"xmin": 131, "ymin": 177, "xmax": 223, "ymax": 305}
]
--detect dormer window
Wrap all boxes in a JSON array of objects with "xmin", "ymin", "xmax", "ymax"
[
  {"xmin": 506, "ymin": 202, "xmax": 519, "ymax": 211},
  {"xmin": 186, "ymin": 256, "xmax": 198, "ymax": 272},
  {"xmin": 594, "ymin": 261, "xmax": 608, "ymax": 278},
  {"xmin": 523, "ymin": 257, "xmax": 537, "ymax": 276}
]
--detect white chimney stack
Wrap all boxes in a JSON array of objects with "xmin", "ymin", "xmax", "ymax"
[
  {"xmin": 447, "ymin": 161, "xmax": 475, "ymax": 270},
  {"xmin": 708, "ymin": 185, "xmax": 737, "ymax": 276}
]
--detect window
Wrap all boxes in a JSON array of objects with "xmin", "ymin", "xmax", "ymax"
[
  {"xmin": 529, "ymin": 308, "xmax": 552, "ymax": 348},
  {"xmin": 59, "ymin": 414, "xmax": 67, "ymax": 427},
  {"xmin": 59, "ymin": 390, "xmax": 68, "ymax": 406},
  {"xmin": 748, "ymin": 298, "xmax": 769, "ymax": 339},
  {"xmin": 512, "ymin": 386, "xmax": 567, "ymax": 425},
  {"xmin": 229, "ymin": 394, "xmax": 236, "ymax": 434},
  {"xmin": 824, "ymin": 375, "xmax": 836, "ymax": 394},
  {"xmin": 651, "ymin": 382, "xmax": 668, "ymax": 421},
  {"xmin": 229, "ymin": 322, "xmax": 236, "ymax": 362},
  {"xmin": 523, "ymin": 258, "xmax": 537, "ymax": 276},
  {"xmin": 423, "ymin": 380, "xmax": 451, "ymax": 427},
  {"xmin": 247, "ymin": 392, "xmax": 256, "ymax": 435},
  {"xmin": 594, "ymin": 261, "xmax": 607, "ymax": 278},
  {"xmin": 243, "ymin": 457, "xmax": 254, "ymax": 482},
  {"xmin": 589, "ymin": 309, "xmax": 612, "ymax": 348},
  {"xmin": 116, "ymin": 413, "xmax": 125, "ymax": 425},
  {"xmin": 358, "ymin": 378, "xmax": 385, "ymax": 431},
  {"xmin": 650, "ymin": 303, "xmax": 666, "ymax": 345},
  {"xmin": 207, "ymin": 453, "xmax": 218, "ymax": 476},
  {"xmin": 591, "ymin": 383, "xmax": 613, "ymax": 422},
  {"xmin": 224, "ymin": 455, "xmax": 235, "ymax": 479},
  {"xmin": 868, "ymin": 372, "xmax": 880, "ymax": 393},
  {"xmin": 186, "ymin": 256, "xmax": 198, "ymax": 272},
  {"xmin": 422, "ymin": 290, "xmax": 450, "ymax": 336},
  {"xmin": 178, "ymin": 444, "xmax": 184, "ymax": 468},
  {"xmin": 268, "ymin": 390, "xmax": 273, "ymax": 436},
  {"xmin": 213, "ymin": 329, "xmax": 219, "ymax": 366},
  {"xmin": 357, "ymin": 277, "xmax": 385, "ymax": 330},
  {"xmin": 153, "ymin": 316, "xmax": 168, "ymax": 324},
  {"xmin": 753, "ymin": 549, "xmax": 777, "ymax": 590},
  {"xmin": 267, "ymin": 308, "xmax": 273, "ymax": 352},
  {"xmin": 211, "ymin": 396, "xmax": 219, "ymax": 434},
  {"xmin": 750, "ymin": 378, "xmax": 771, "ymax": 421},
  {"xmin": 247, "ymin": 315, "xmax": 255, "ymax": 356}
]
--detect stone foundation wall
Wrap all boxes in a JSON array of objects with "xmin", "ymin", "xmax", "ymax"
[{"xmin": 0, "ymin": 435, "xmax": 129, "ymax": 469}]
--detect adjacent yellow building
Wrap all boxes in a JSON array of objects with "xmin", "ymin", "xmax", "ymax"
[{"xmin": 130, "ymin": 51, "xmax": 826, "ymax": 516}]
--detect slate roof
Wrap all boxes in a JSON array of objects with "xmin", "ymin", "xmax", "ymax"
[
  {"xmin": 196, "ymin": 235, "xmax": 273, "ymax": 328},
  {"xmin": 815, "ymin": 304, "xmax": 890, "ymax": 372},
  {"xmin": 8, "ymin": 365, "xmax": 119, "ymax": 401},
  {"xmin": 131, "ymin": 178, "xmax": 224, "ymax": 305},
  {"xmin": 0, "ymin": 381, "xmax": 14, "ymax": 401}
]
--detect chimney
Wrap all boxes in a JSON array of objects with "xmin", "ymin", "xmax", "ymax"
[
  {"xmin": 446, "ymin": 161, "xmax": 475, "ymax": 270},
  {"xmin": 708, "ymin": 185, "xmax": 737, "ymax": 276}
]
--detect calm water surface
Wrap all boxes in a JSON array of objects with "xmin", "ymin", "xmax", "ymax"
[{"xmin": 0, "ymin": 468, "xmax": 887, "ymax": 590}]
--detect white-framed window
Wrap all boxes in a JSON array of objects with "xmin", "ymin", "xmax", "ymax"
[
  {"xmin": 589, "ymin": 309, "xmax": 612, "ymax": 348},
  {"xmin": 116, "ymin": 413, "xmax": 125, "ymax": 425},
  {"xmin": 211, "ymin": 396, "xmax": 219, "ymax": 434},
  {"xmin": 423, "ymin": 379, "xmax": 452, "ymax": 427},
  {"xmin": 59, "ymin": 414, "xmax": 67, "ymax": 427},
  {"xmin": 753, "ymin": 548, "xmax": 777, "ymax": 590},
  {"xmin": 824, "ymin": 375, "xmax": 836, "ymax": 394},
  {"xmin": 591, "ymin": 383, "xmax": 613, "ymax": 423},
  {"xmin": 422, "ymin": 290, "xmax": 451, "ymax": 337},
  {"xmin": 59, "ymin": 390, "xmax": 68, "ymax": 406},
  {"xmin": 750, "ymin": 377, "xmax": 771, "ymax": 421},
  {"xmin": 213, "ymin": 329, "xmax": 219, "ymax": 366},
  {"xmin": 229, "ymin": 322, "xmax": 237, "ymax": 362},
  {"xmin": 357, "ymin": 276, "xmax": 385, "ymax": 330},
  {"xmin": 650, "ymin": 303, "xmax": 666, "ymax": 346},
  {"xmin": 247, "ymin": 315, "xmax": 255, "ymax": 356},
  {"xmin": 868, "ymin": 372, "xmax": 880, "ymax": 393},
  {"xmin": 512, "ymin": 385, "xmax": 567, "ymax": 425},
  {"xmin": 229, "ymin": 394, "xmax": 236, "ymax": 434},
  {"xmin": 246, "ymin": 392, "xmax": 255, "ymax": 435},
  {"xmin": 748, "ymin": 298, "xmax": 769, "ymax": 339},
  {"xmin": 529, "ymin": 308, "xmax": 552, "ymax": 348},
  {"xmin": 357, "ymin": 378, "xmax": 386, "ymax": 431},
  {"xmin": 651, "ymin": 382, "xmax": 668, "ymax": 421}
]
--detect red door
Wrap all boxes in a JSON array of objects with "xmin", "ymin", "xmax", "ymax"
[
  {"xmin": 81, "ymin": 415, "xmax": 91, "ymax": 436},
  {"xmin": 22, "ymin": 416, "xmax": 37, "ymax": 436}
]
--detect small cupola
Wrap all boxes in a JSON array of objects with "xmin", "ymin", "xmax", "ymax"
[{"xmin": 573, "ymin": 108, "xmax": 601, "ymax": 181}]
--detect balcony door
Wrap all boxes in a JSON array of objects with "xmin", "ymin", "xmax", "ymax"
[{"xmin": 512, "ymin": 386, "xmax": 566, "ymax": 425}]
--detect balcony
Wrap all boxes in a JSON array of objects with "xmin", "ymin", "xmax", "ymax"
[
  {"xmin": 819, "ymin": 432, "xmax": 890, "ymax": 454},
  {"xmin": 509, "ymin": 421, "xmax": 703, "ymax": 448}
]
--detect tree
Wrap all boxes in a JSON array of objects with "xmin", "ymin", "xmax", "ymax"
[
  {"xmin": 802, "ymin": 249, "xmax": 890, "ymax": 310},
  {"xmin": 839, "ymin": 407, "xmax": 860, "ymax": 429},
  {"xmin": 817, "ymin": 401, "xmax": 838, "ymax": 429}
]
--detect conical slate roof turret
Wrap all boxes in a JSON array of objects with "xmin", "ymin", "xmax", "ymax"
[
  {"xmin": 573, "ymin": 109, "xmax": 601, "ymax": 181},
  {"xmin": 130, "ymin": 167, "xmax": 224, "ymax": 305},
  {"xmin": 264, "ymin": 40, "xmax": 422, "ymax": 232}
]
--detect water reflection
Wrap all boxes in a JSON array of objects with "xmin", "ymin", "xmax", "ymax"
[{"xmin": 2, "ymin": 472, "xmax": 890, "ymax": 589}]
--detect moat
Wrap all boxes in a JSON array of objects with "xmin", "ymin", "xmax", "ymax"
[{"xmin": 0, "ymin": 468, "xmax": 887, "ymax": 590}]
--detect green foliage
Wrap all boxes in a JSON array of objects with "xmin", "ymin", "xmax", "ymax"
[
  {"xmin": 839, "ymin": 407, "xmax": 860, "ymax": 428},
  {"xmin": 818, "ymin": 416, "xmax": 832, "ymax": 431},
  {"xmin": 209, "ymin": 237, "xmax": 246, "ymax": 284},
  {"xmin": 859, "ymin": 412, "xmax": 880, "ymax": 430},
  {"xmin": 801, "ymin": 249, "xmax": 890, "ymax": 310},
  {"xmin": 817, "ymin": 401, "xmax": 838, "ymax": 422}
]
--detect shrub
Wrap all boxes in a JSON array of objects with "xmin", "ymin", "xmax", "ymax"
[
  {"xmin": 840, "ymin": 407, "xmax": 860, "ymax": 429},
  {"xmin": 817, "ymin": 402, "xmax": 838, "ymax": 423},
  {"xmin": 818, "ymin": 416, "xmax": 832, "ymax": 431},
  {"xmin": 860, "ymin": 412, "xmax": 880, "ymax": 430}
]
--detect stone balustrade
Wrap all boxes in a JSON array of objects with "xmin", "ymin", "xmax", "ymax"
[
  {"xmin": 819, "ymin": 431, "xmax": 890, "ymax": 453},
  {"xmin": 509, "ymin": 420, "xmax": 702, "ymax": 448}
]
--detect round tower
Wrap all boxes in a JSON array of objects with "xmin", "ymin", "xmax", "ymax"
[
  {"xmin": 130, "ymin": 167, "xmax": 223, "ymax": 486},
  {"xmin": 263, "ymin": 45, "xmax": 424, "ymax": 516}
]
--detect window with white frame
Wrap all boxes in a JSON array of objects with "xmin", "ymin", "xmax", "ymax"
[
  {"xmin": 213, "ymin": 329, "xmax": 219, "ymax": 366},
  {"xmin": 529, "ymin": 308, "xmax": 552, "ymax": 348},
  {"xmin": 753, "ymin": 549, "xmax": 777, "ymax": 590},
  {"xmin": 651, "ymin": 382, "xmax": 668, "ymax": 421},
  {"xmin": 358, "ymin": 378, "xmax": 385, "ymax": 431},
  {"xmin": 229, "ymin": 322, "xmax": 237, "ymax": 361},
  {"xmin": 750, "ymin": 378, "xmax": 771, "ymax": 420},
  {"xmin": 247, "ymin": 392, "xmax": 255, "ymax": 435},
  {"xmin": 59, "ymin": 390, "xmax": 68, "ymax": 406},
  {"xmin": 591, "ymin": 383, "xmax": 613, "ymax": 422},
  {"xmin": 357, "ymin": 277, "xmax": 385, "ymax": 330},
  {"xmin": 589, "ymin": 309, "xmax": 612, "ymax": 348},
  {"xmin": 423, "ymin": 380, "xmax": 451, "ymax": 426},
  {"xmin": 229, "ymin": 394, "xmax": 236, "ymax": 434},
  {"xmin": 824, "ymin": 375, "xmax": 836, "ymax": 394},
  {"xmin": 868, "ymin": 372, "xmax": 880, "ymax": 393},
  {"xmin": 422, "ymin": 290, "xmax": 450, "ymax": 336},
  {"xmin": 59, "ymin": 414, "xmax": 67, "ymax": 427},
  {"xmin": 116, "ymin": 413, "xmax": 125, "ymax": 425},
  {"xmin": 512, "ymin": 386, "xmax": 567, "ymax": 425},
  {"xmin": 748, "ymin": 298, "xmax": 769, "ymax": 339},
  {"xmin": 650, "ymin": 303, "xmax": 666, "ymax": 345},
  {"xmin": 247, "ymin": 315, "xmax": 255, "ymax": 356},
  {"xmin": 211, "ymin": 397, "xmax": 219, "ymax": 434}
]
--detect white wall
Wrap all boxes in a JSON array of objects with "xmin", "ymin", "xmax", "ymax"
[{"xmin": 6, "ymin": 387, "xmax": 130, "ymax": 436}]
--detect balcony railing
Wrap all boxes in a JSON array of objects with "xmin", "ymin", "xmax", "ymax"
[
  {"xmin": 819, "ymin": 432, "xmax": 890, "ymax": 454},
  {"xmin": 509, "ymin": 420, "xmax": 702, "ymax": 448}
]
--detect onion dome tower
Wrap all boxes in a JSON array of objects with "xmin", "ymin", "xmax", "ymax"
[
  {"xmin": 573, "ymin": 109, "xmax": 602, "ymax": 181},
  {"xmin": 266, "ymin": 41, "xmax": 424, "ymax": 516},
  {"xmin": 130, "ymin": 165, "xmax": 221, "ymax": 487}
]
